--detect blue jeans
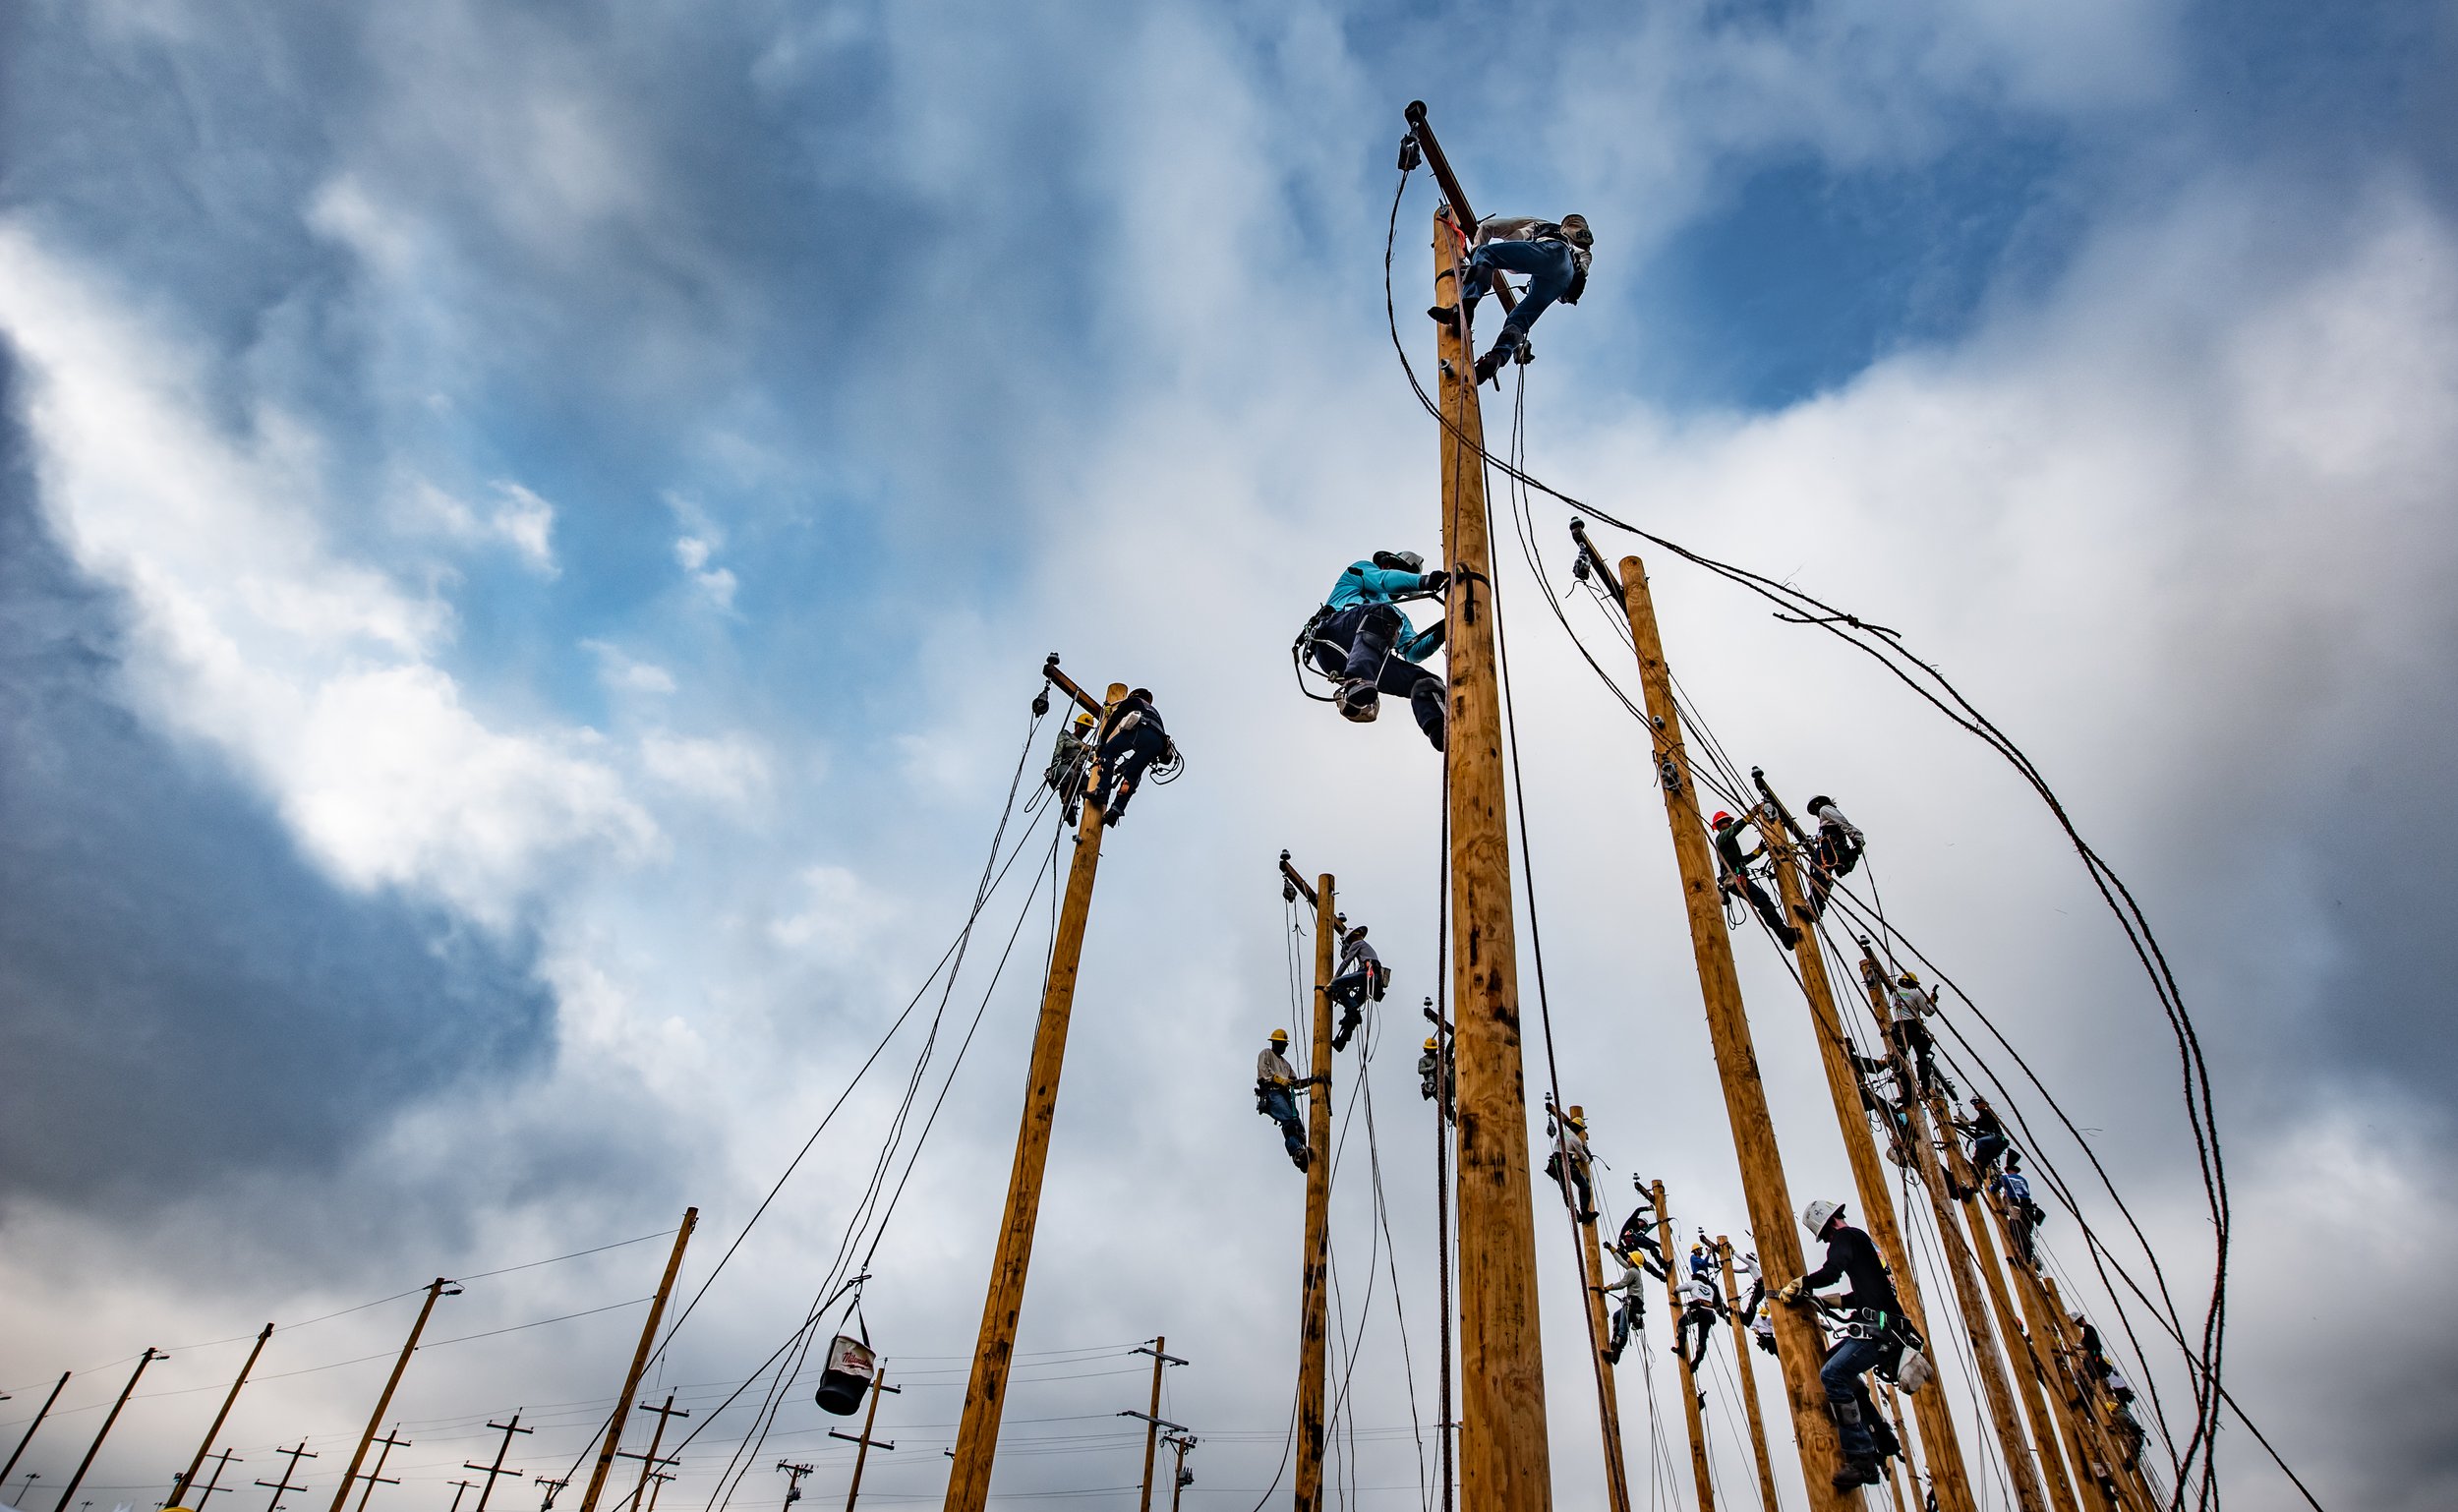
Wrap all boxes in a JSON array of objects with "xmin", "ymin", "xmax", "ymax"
[
  {"xmin": 1460, "ymin": 238, "xmax": 1576, "ymax": 343},
  {"xmin": 1260, "ymin": 1085, "xmax": 1307, "ymax": 1160},
  {"xmin": 1821, "ymin": 1335, "xmax": 1886, "ymax": 1462},
  {"xmin": 1311, "ymin": 607, "xmax": 1445, "ymax": 746}
]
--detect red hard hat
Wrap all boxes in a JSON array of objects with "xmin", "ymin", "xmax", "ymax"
[{"xmin": 1711, "ymin": 811, "xmax": 1732, "ymax": 827}]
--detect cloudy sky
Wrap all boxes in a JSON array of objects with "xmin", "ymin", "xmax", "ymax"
[{"xmin": 3, "ymin": 3, "xmax": 2453, "ymax": 1512}]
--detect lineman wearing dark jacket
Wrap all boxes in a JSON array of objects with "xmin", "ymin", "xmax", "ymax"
[
  {"xmin": 1431, "ymin": 213, "xmax": 1596, "ymax": 386},
  {"xmin": 1087, "ymin": 688, "xmax": 1172, "ymax": 827},
  {"xmin": 1801, "ymin": 794, "xmax": 1865, "ymax": 921},
  {"xmin": 1712, "ymin": 810, "xmax": 1803, "ymax": 949},
  {"xmin": 1307, "ymin": 552, "xmax": 1449, "ymax": 749},
  {"xmin": 1780, "ymin": 1198, "xmax": 1902, "ymax": 1489}
]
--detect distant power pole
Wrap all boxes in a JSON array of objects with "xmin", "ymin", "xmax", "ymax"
[
  {"xmin": 614, "ymin": 1396, "xmax": 687, "ymax": 1512},
  {"xmin": 826, "ymin": 1371, "xmax": 900, "ymax": 1512},
  {"xmin": 444, "ymin": 1482, "xmax": 478, "ymax": 1512},
  {"xmin": 772, "ymin": 1464, "xmax": 814, "ymax": 1512},
  {"xmin": 641, "ymin": 1474, "xmax": 673, "ymax": 1512},
  {"xmin": 189, "ymin": 1452, "xmax": 246, "ymax": 1512},
  {"xmin": 461, "ymin": 1419, "xmax": 532, "ymax": 1512},
  {"xmin": 327, "ymin": 1282, "xmax": 459, "ymax": 1512},
  {"xmin": 533, "ymin": 1481, "xmax": 569, "ymax": 1512},
  {"xmin": 174, "ymin": 1327, "xmax": 275, "ymax": 1508},
  {"xmin": 575, "ymin": 1212, "xmax": 698, "ymax": 1512},
  {"xmin": 347, "ymin": 1429, "xmax": 411, "ymax": 1512},
  {"xmin": 254, "ymin": 1443, "xmax": 320, "ymax": 1512}
]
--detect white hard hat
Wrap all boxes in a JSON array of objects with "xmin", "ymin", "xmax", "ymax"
[{"xmin": 1801, "ymin": 1198, "xmax": 1845, "ymax": 1238}]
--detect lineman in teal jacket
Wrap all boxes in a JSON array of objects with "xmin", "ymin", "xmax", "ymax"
[{"xmin": 1307, "ymin": 552, "xmax": 1449, "ymax": 749}]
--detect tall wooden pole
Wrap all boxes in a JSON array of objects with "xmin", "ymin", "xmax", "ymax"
[
  {"xmin": 1717, "ymin": 1240, "xmax": 1778, "ymax": 1512},
  {"xmin": 1878, "ymin": 1391, "xmax": 1915, "ymax": 1512},
  {"xmin": 352, "ymin": 1429, "xmax": 412, "ymax": 1512},
  {"xmin": 54, "ymin": 1349, "xmax": 161, "ymax": 1512},
  {"xmin": 1434, "ymin": 206, "xmax": 1553, "ymax": 1512},
  {"xmin": 188, "ymin": 1448, "xmax": 244, "ymax": 1511},
  {"xmin": 327, "ymin": 1281, "xmax": 455, "ymax": 1512},
  {"xmin": 943, "ymin": 680, "xmax": 1124, "ymax": 1512},
  {"xmin": 1651, "ymin": 1184, "xmax": 1714, "ymax": 1512},
  {"xmin": 2037, "ymin": 1279, "xmax": 2157, "ymax": 1512},
  {"xmin": 1759, "ymin": 826, "xmax": 1979, "ymax": 1512},
  {"xmin": 1131, "ymin": 1341, "xmax": 1185, "ymax": 1512},
  {"xmin": 1850, "ymin": 959, "xmax": 2046, "ymax": 1512},
  {"xmin": 578, "ymin": 1210, "xmax": 699, "ymax": 1512},
  {"xmin": 1, "ymin": 1373, "xmax": 68, "ymax": 1488},
  {"xmin": 174, "ymin": 1327, "xmax": 274, "ymax": 1506},
  {"xmin": 1929, "ymin": 1103, "xmax": 2082, "ymax": 1512},
  {"xmin": 1609, "ymin": 556, "xmax": 1847, "ymax": 1511},
  {"xmin": 1165, "ymin": 1436, "xmax": 1194, "ymax": 1512},
  {"xmin": 842, "ymin": 1371, "xmax": 891, "ymax": 1512},
  {"xmin": 1298, "ymin": 873, "xmax": 1336, "ymax": 1512},
  {"xmin": 1569, "ymin": 1186, "xmax": 1633, "ymax": 1512}
]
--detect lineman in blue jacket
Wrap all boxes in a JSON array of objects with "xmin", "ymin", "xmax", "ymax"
[{"xmin": 1307, "ymin": 551, "xmax": 1449, "ymax": 749}]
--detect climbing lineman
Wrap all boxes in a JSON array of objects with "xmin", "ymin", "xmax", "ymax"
[
  {"xmin": 1800, "ymin": 792, "xmax": 1865, "ymax": 922},
  {"xmin": 1712, "ymin": 809, "xmax": 1802, "ymax": 949},
  {"xmin": 1325, "ymin": 922, "xmax": 1387, "ymax": 1052},
  {"xmin": 1430, "ymin": 212, "xmax": 1595, "ymax": 386},
  {"xmin": 1254, "ymin": 1029, "xmax": 1317, "ymax": 1173},
  {"xmin": 1779, "ymin": 1197, "xmax": 1929, "ymax": 1491},
  {"xmin": 1543, "ymin": 1100, "xmax": 1599, "ymax": 1224},
  {"xmin": 1302, "ymin": 551, "xmax": 1448, "ymax": 749},
  {"xmin": 1087, "ymin": 687, "xmax": 1174, "ymax": 827},
  {"xmin": 1597, "ymin": 1248, "xmax": 1650, "ymax": 1366}
]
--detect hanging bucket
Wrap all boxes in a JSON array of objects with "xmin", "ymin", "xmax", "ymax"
[{"xmin": 814, "ymin": 1333, "xmax": 877, "ymax": 1416}]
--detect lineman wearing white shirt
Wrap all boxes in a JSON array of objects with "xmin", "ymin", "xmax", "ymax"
[
  {"xmin": 1598, "ymin": 1251, "xmax": 1650, "ymax": 1365},
  {"xmin": 1675, "ymin": 1270, "xmax": 1725, "ymax": 1369},
  {"xmin": 1886, "ymin": 969, "xmax": 1944, "ymax": 1093},
  {"xmin": 1327, "ymin": 925, "xmax": 1383, "ymax": 1052}
]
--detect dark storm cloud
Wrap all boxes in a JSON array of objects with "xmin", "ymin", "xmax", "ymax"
[{"xmin": 0, "ymin": 351, "xmax": 556, "ymax": 1211}]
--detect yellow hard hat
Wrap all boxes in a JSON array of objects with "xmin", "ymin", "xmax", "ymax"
[
  {"xmin": 1269, "ymin": 1028, "xmax": 1290, "ymax": 1044},
  {"xmin": 1424, "ymin": 1036, "xmax": 1439, "ymax": 1051},
  {"xmin": 1899, "ymin": 970, "xmax": 1920, "ymax": 986}
]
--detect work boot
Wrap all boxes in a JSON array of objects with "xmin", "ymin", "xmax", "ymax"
[
  {"xmin": 1336, "ymin": 678, "xmax": 1380, "ymax": 724},
  {"xmin": 1331, "ymin": 1007, "xmax": 1362, "ymax": 1051},
  {"xmin": 1832, "ymin": 1460, "xmax": 1881, "ymax": 1490},
  {"xmin": 1780, "ymin": 924, "xmax": 1804, "ymax": 950},
  {"xmin": 1291, "ymin": 1146, "xmax": 1310, "ymax": 1173},
  {"xmin": 1103, "ymin": 783, "xmax": 1133, "ymax": 826},
  {"xmin": 1602, "ymin": 1347, "xmax": 1620, "ymax": 1366},
  {"xmin": 1793, "ymin": 901, "xmax": 1819, "ymax": 925},
  {"xmin": 1426, "ymin": 304, "xmax": 1459, "ymax": 325}
]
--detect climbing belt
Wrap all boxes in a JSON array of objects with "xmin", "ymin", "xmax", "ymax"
[{"xmin": 1384, "ymin": 157, "xmax": 2228, "ymax": 1511}]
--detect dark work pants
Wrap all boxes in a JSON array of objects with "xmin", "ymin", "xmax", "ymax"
[
  {"xmin": 1314, "ymin": 607, "xmax": 1443, "ymax": 745},
  {"xmin": 1821, "ymin": 1335, "xmax": 1886, "ymax": 1462},
  {"xmin": 1092, "ymin": 725, "xmax": 1166, "ymax": 813}
]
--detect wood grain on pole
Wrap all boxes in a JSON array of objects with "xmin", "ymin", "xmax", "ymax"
[
  {"xmin": 1297, "ymin": 878, "xmax": 1336, "ymax": 1512},
  {"xmin": 845, "ymin": 1370, "xmax": 889, "ymax": 1512},
  {"xmin": 1854, "ymin": 961, "xmax": 2046, "ymax": 1512},
  {"xmin": 2037, "ymin": 1279, "xmax": 2157, "ymax": 1512},
  {"xmin": 1435, "ymin": 214, "xmax": 1552, "ymax": 1512},
  {"xmin": 1613, "ymin": 558, "xmax": 1848, "ymax": 1512},
  {"xmin": 1930, "ymin": 1109, "xmax": 2082, "ymax": 1512},
  {"xmin": 1652, "ymin": 1183, "xmax": 1714, "ymax": 1512},
  {"xmin": 943, "ymin": 686, "xmax": 1123, "ymax": 1512},
  {"xmin": 1717, "ymin": 1239, "xmax": 1779, "ymax": 1512},
  {"xmin": 1765, "ymin": 845, "xmax": 1979, "ymax": 1512},
  {"xmin": 579, "ymin": 1211, "xmax": 699, "ymax": 1512},
  {"xmin": 1571, "ymin": 1188, "xmax": 1633, "ymax": 1512}
]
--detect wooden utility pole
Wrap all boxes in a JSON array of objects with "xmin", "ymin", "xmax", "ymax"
[
  {"xmin": 642, "ymin": 1475, "xmax": 673, "ymax": 1512},
  {"xmin": 1650, "ymin": 1183, "xmax": 1714, "ymax": 1512},
  {"xmin": 943, "ymin": 661, "xmax": 1124, "ymax": 1512},
  {"xmin": 1716, "ymin": 1239, "xmax": 1779, "ymax": 1512},
  {"xmin": 1878, "ymin": 1392, "xmax": 1916, "ymax": 1512},
  {"xmin": 1408, "ymin": 97, "xmax": 1554, "ymax": 1512},
  {"xmin": 577, "ymin": 1210, "xmax": 699, "ymax": 1512},
  {"xmin": 534, "ymin": 1481, "xmax": 569, "ymax": 1512},
  {"xmin": 1930, "ymin": 1100, "xmax": 2081, "ymax": 1512},
  {"xmin": 445, "ymin": 1482, "xmax": 477, "ymax": 1512},
  {"xmin": 327, "ymin": 1280, "xmax": 457, "ymax": 1512},
  {"xmin": 1161, "ymin": 1433, "xmax": 1196, "ymax": 1512},
  {"xmin": 774, "ymin": 1464, "xmax": 814, "ymax": 1512},
  {"xmin": 189, "ymin": 1450, "xmax": 245, "ymax": 1512},
  {"xmin": 829, "ymin": 1371, "xmax": 898, "ymax": 1512},
  {"xmin": 1, "ymin": 1373, "xmax": 69, "ymax": 1489},
  {"xmin": 1746, "ymin": 779, "xmax": 1980, "ymax": 1512},
  {"xmin": 1851, "ymin": 955, "xmax": 2045, "ymax": 1512},
  {"xmin": 1604, "ymin": 550, "xmax": 1846, "ymax": 1510},
  {"xmin": 1564, "ymin": 1139, "xmax": 1632, "ymax": 1512},
  {"xmin": 1279, "ymin": 852, "xmax": 1336, "ymax": 1512},
  {"xmin": 1129, "ymin": 1340, "xmax": 1187, "ymax": 1512},
  {"xmin": 254, "ymin": 1444, "xmax": 318, "ymax": 1512},
  {"xmin": 54, "ymin": 1348, "xmax": 162, "ymax": 1512},
  {"xmin": 619, "ymin": 1398, "xmax": 689, "ymax": 1512},
  {"xmin": 350, "ymin": 1429, "xmax": 411, "ymax": 1512},
  {"xmin": 174, "ymin": 1329, "xmax": 274, "ymax": 1508},
  {"xmin": 2037, "ymin": 1281, "xmax": 2157, "ymax": 1512},
  {"xmin": 462, "ymin": 1419, "xmax": 532, "ymax": 1512}
]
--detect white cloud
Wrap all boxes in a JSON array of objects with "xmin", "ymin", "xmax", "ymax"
[
  {"xmin": 581, "ymin": 638, "xmax": 679, "ymax": 695},
  {"xmin": 406, "ymin": 477, "xmax": 560, "ymax": 574},
  {"xmin": 0, "ymin": 225, "xmax": 655, "ymax": 921},
  {"xmin": 769, "ymin": 863, "xmax": 898, "ymax": 956},
  {"xmin": 639, "ymin": 729, "xmax": 773, "ymax": 809}
]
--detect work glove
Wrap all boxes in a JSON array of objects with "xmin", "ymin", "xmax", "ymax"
[
  {"xmin": 1777, "ymin": 1278, "xmax": 1805, "ymax": 1304},
  {"xmin": 1422, "ymin": 569, "xmax": 1451, "ymax": 595}
]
